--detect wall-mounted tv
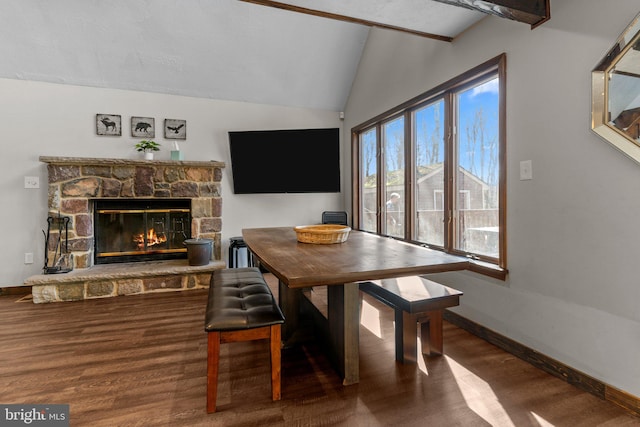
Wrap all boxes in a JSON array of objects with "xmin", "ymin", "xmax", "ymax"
[{"xmin": 229, "ymin": 127, "xmax": 340, "ymax": 194}]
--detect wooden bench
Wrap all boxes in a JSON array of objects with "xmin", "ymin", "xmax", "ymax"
[
  {"xmin": 204, "ymin": 267, "xmax": 285, "ymax": 413},
  {"xmin": 359, "ymin": 276, "xmax": 462, "ymax": 364}
]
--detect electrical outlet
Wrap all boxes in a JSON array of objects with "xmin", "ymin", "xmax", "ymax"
[
  {"xmin": 24, "ymin": 252, "xmax": 34, "ymax": 264},
  {"xmin": 24, "ymin": 176, "xmax": 40, "ymax": 189}
]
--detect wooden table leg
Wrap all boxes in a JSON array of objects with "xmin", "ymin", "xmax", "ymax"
[
  {"xmin": 278, "ymin": 279, "xmax": 300, "ymax": 345},
  {"xmin": 327, "ymin": 282, "xmax": 360, "ymax": 385}
]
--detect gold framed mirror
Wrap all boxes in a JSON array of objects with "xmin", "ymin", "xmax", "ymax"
[{"xmin": 592, "ymin": 12, "xmax": 640, "ymax": 163}]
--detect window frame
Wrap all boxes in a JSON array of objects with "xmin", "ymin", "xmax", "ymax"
[{"xmin": 351, "ymin": 54, "xmax": 507, "ymax": 279}]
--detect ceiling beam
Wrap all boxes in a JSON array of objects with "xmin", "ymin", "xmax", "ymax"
[
  {"xmin": 433, "ymin": 0, "xmax": 550, "ymax": 29},
  {"xmin": 239, "ymin": 0, "xmax": 453, "ymax": 42}
]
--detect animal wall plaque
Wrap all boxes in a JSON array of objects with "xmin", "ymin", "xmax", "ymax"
[
  {"xmin": 96, "ymin": 114, "xmax": 122, "ymax": 136},
  {"xmin": 164, "ymin": 118, "xmax": 186, "ymax": 140},
  {"xmin": 131, "ymin": 116, "xmax": 155, "ymax": 138}
]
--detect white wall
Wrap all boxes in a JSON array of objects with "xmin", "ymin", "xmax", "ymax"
[
  {"xmin": 2, "ymin": 78, "xmax": 344, "ymax": 287},
  {"xmin": 344, "ymin": 1, "xmax": 640, "ymax": 397}
]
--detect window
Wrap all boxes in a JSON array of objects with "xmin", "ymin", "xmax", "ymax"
[
  {"xmin": 353, "ymin": 54, "xmax": 506, "ymax": 278},
  {"xmin": 359, "ymin": 128, "xmax": 377, "ymax": 233},
  {"xmin": 383, "ymin": 116, "xmax": 405, "ymax": 238},
  {"xmin": 414, "ymin": 100, "xmax": 445, "ymax": 247}
]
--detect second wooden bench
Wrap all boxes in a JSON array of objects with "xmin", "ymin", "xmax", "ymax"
[
  {"xmin": 204, "ymin": 267, "xmax": 285, "ymax": 413},
  {"xmin": 359, "ymin": 276, "xmax": 463, "ymax": 364}
]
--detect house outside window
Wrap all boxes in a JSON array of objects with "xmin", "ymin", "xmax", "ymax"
[{"xmin": 353, "ymin": 54, "xmax": 507, "ymax": 278}]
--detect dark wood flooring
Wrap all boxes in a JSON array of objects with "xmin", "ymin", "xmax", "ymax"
[{"xmin": 1, "ymin": 277, "xmax": 638, "ymax": 426}]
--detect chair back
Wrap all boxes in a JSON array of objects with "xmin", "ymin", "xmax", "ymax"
[{"xmin": 321, "ymin": 211, "xmax": 348, "ymax": 226}]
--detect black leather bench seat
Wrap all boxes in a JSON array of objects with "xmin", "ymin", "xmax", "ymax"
[{"xmin": 205, "ymin": 267, "xmax": 285, "ymax": 332}]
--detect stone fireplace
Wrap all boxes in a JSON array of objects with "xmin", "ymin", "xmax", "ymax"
[{"xmin": 25, "ymin": 156, "xmax": 226, "ymax": 303}]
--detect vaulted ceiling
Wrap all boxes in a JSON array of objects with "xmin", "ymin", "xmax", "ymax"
[{"xmin": 0, "ymin": 1, "xmax": 547, "ymax": 111}]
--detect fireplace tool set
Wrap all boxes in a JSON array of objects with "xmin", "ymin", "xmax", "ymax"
[{"xmin": 42, "ymin": 213, "xmax": 73, "ymax": 274}]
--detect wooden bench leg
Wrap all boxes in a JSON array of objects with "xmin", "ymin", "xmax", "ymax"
[
  {"xmin": 207, "ymin": 325, "xmax": 281, "ymax": 413},
  {"xmin": 270, "ymin": 324, "xmax": 282, "ymax": 401},
  {"xmin": 420, "ymin": 310, "xmax": 444, "ymax": 356},
  {"xmin": 397, "ymin": 309, "xmax": 445, "ymax": 362},
  {"xmin": 207, "ymin": 331, "xmax": 221, "ymax": 413},
  {"xmin": 395, "ymin": 309, "xmax": 418, "ymax": 364}
]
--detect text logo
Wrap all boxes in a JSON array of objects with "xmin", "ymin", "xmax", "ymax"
[{"xmin": 1, "ymin": 405, "xmax": 69, "ymax": 426}]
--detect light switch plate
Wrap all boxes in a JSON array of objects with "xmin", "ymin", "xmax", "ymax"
[{"xmin": 519, "ymin": 160, "xmax": 532, "ymax": 181}]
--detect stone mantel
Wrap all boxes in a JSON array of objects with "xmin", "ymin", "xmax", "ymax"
[{"xmin": 40, "ymin": 156, "xmax": 225, "ymax": 169}]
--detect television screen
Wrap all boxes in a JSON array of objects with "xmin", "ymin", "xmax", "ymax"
[{"xmin": 229, "ymin": 128, "xmax": 341, "ymax": 194}]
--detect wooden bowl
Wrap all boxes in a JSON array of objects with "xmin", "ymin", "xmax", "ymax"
[{"xmin": 293, "ymin": 224, "xmax": 351, "ymax": 244}]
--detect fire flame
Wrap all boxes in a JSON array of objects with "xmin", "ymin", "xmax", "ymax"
[{"xmin": 133, "ymin": 228, "xmax": 167, "ymax": 249}]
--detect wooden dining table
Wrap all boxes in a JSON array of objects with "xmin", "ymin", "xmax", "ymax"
[{"xmin": 242, "ymin": 226, "xmax": 470, "ymax": 385}]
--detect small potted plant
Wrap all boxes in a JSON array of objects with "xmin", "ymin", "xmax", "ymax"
[{"xmin": 135, "ymin": 140, "xmax": 161, "ymax": 160}]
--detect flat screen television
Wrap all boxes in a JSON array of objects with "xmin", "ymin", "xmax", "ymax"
[{"xmin": 229, "ymin": 127, "xmax": 340, "ymax": 194}]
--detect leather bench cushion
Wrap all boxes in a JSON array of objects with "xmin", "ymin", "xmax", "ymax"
[{"xmin": 205, "ymin": 267, "xmax": 285, "ymax": 332}]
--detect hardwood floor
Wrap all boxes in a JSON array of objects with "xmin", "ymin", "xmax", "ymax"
[{"xmin": 1, "ymin": 279, "xmax": 638, "ymax": 426}]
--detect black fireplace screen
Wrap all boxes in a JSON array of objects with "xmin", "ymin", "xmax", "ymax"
[{"xmin": 94, "ymin": 199, "xmax": 191, "ymax": 264}]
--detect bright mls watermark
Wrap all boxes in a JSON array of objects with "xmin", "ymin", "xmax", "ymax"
[{"xmin": 1, "ymin": 405, "xmax": 69, "ymax": 426}]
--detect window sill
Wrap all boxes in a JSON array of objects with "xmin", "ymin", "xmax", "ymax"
[{"xmin": 467, "ymin": 259, "xmax": 508, "ymax": 280}]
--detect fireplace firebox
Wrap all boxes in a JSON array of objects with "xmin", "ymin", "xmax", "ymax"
[{"xmin": 94, "ymin": 199, "xmax": 191, "ymax": 265}]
